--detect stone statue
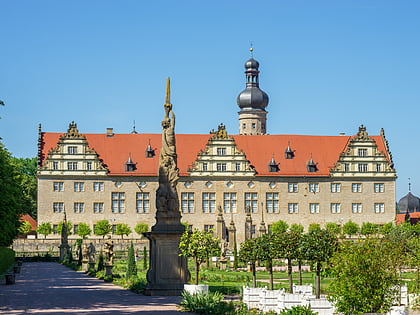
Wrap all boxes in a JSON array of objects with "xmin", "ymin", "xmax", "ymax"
[
  {"xmin": 82, "ymin": 243, "xmax": 88, "ymax": 262},
  {"xmin": 156, "ymin": 77, "xmax": 180, "ymax": 215},
  {"xmin": 61, "ymin": 212, "xmax": 68, "ymax": 246},
  {"xmin": 104, "ymin": 236, "xmax": 114, "ymax": 265},
  {"xmin": 87, "ymin": 242, "xmax": 96, "ymax": 263}
]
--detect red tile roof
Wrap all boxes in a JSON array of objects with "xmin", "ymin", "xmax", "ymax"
[
  {"xmin": 20, "ymin": 214, "xmax": 37, "ymax": 231},
  {"xmin": 40, "ymin": 132, "xmax": 389, "ymax": 177},
  {"xmin": 396, "ymin": 212, "xmax": 420, "ymax": 225}
]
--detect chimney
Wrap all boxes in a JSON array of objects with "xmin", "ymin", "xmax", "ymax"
[{"xmin": 106, "ymin": 128, "xmax": 114, "ymax": 137}]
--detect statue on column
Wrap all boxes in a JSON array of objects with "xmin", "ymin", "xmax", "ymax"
[{"xmin": 104, "ymin": 236, "xmax": 114, "ymax": 265}]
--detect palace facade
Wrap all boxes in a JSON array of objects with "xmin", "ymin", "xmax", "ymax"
[{"xmin": 37, "ymin": 54, "xmax": 397, "ymax": 244}]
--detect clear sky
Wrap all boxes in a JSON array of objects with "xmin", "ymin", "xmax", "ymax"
[{"xmin": 1, "ymin": 1, "xmax": 419, "ymax": 200}]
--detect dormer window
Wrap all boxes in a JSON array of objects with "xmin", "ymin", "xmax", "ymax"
[
  {"xmin": 268, "ymin": 156, "xmax": 279, "ymax": 172},
  {"xmin": 145, "ymin": 143, "xmax": 155, "ymax": 158},
  {"xmin": 285, "ymin": 142, "xmax": 295, "ymax": 159},
  {"xmin": 125, "ymin": 155, "xmax": 137, "ymax": 172},
  {"xmin": 307, "ymin": 156, "xmax": 318, "ymax": 173},
  {"xmin": 68, "ymin": 146, "xmax": 77, "ymax": 154}
]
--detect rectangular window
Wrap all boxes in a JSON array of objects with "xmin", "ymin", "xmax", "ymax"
[
  {"xmin": 53, "ymin": 202, "xmax": 64, "ymax": 213},
  {"xmin": 87, "ymin": 162, "xmax": 92, "ymax": 170},
  {"xmin": 245, "ymin": 192, "xmax": 258, "ymax": 213},
  {"xmin": 352, "ymin": 203, "xmax": 362, "ymax": 214},
  {"xmin": 53, "ymin": 182, "xmax": 64, "ymax": 192},
  {"xmin": 235, "ymin": 163, "xmax": 241, "ymax": 171},
  {"xmin": 288, "ymin": 203, "xmax": 298, "ymax": 214},
  {"xmin": 330, "ymin": 183, "xmax": 341, "ymax": 193},
  {"xmin": 74, "ymin": 202, "xmax": 84, "ymax": 213},
  {"xmin": 53, "ymin": 161, "xmax": 59, "ymax": 170},
  {"xmin": 374, "ymin": 203, "xmax": 385, "ymax": 213},
  {"xmin": 202, "ymin": 192, "xmax": 216, "ymax": 213},
  {"xmin": 181, "ymin": 192, "xmax": 194, "ymax": 213},
  {"xmin": 93, "ymin": 202, "xmax": 104, "ymax": 213},
  {"xmin": 202, "ymin": 163, "xmax": 208, "ymax": 171},
  {"xmin": 374, "ymin": 183, "xmax": 384, "ymax": 193},
  {"xmin": 251, "ymin": 225, "xmax": 256, "ymax": 238},
  {"xmin": 53, "ymin": 224, "xmax": 59, "ymax": 235},
  {"xmin": 358, "ymin": 148, "xmax": 367, "ymax": 157},
  {"xmin": 216, "ymin": 163, "xmax": 227, "ymax": 172},
  {"xmin": 204, "ymin": 225, "xmax": 214, "ymax": 233},
  {"xmin": 93, "ymin": 182, "xmax": 104, "ymax": 192},
  {"xmin": 344, "ymin": 163, "xmax": 350, "ymax": 172},
  {"xmin": 266, "ymin": 193, "xmax": 279, "ymax": 213},
  {"xmin": 136, "ymin": 192, "xmax": 150, "ymax": 213},
  {"xmin": 358, "ymin": 163, "xmax": 368, "ymax": 172},
  {"xmin": 252, "ymin": 123, "xmax": 256, "ymax": 129},
  {"xmin": 330, "ymin": 203, "xmax": 341, "ymax": 214},
  {"xmin": 73, "ymin": 224, "xmax": 79, "ymax": 234},
  {"xmin": 352, "ymin": 183, "xmax": 362, "ymax": 193},
  {"xmin": 68, "ymin": 146, "xmax": 78, "ymax": 154},
  {"xmin": 309, "ymin": 203, "xmax": 320, "ymax": 214},
  {"xmin": 111, "ymin": 192, "xmax": 125, "ymax": 213},
  {"xmin": 74, "ymin": 182, "xmax": 85, "ymax": 192},
  {"xmin": 67, "ymin": 162, "xmax": 78, "ymax": 170},
  {"xmin": 112, "ymin": 224, "xmax": 117, "ymax": 234},
  {"xmin": 308, "ymin": 183, "xmax": 319, "ymax": 193},
  {"xmin": 217, "ymin": 147, "xmax": 226, "ymax": 156},
  {"xmin": 223, "ymin": 192, "xmax": 237, "ymax": 213},
  {"xmin": 288, "ymin": 183, "xmax": 298, "ymax": 193},
  {"xmin": 376, "ymin": 164, "xmax": 381, "ymax": 172}
]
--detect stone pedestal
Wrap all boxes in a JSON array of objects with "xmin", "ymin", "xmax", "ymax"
[
  {"xmin": 88, "ymin": 262, "xmax": 96, "ymax": 271},
  {"xmin": 143, "ymin": 231, "xmax": 190, "ymax": 296},
  {"xmin": 82, "ymin": 261, "xmax": 88, "ymax": 272},
  {"xmin": 219, "ymin": 259, "xmax": 228, "ymax": 270},
  {"xmin": 59, "ymin": 244, "xmax": 70, "ymax": 263},
  {"xmin": 105, "ymin": 264, "xmax": 113, "ymax": 277}
]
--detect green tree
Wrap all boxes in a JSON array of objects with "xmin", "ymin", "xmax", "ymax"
[
  {"xmin": 57, "ymin": 221, "xmax": 73, "ymax": 235},
  {"xmin": 179, "ymin": 229, "xmax": 220, "ymax": 285},
  {"xmin": 18, "ymin": 221, "xmax": 32, "ymax": 235},
  {"xmin": 134, "ymin": 222, "xmax": 148, "ymax": 238},
  {"xmin": 239, "ymin": 238, "xmax": 259, "ymax": 287},
  {"xmin": 77, "ymin": 222, "xmax": 91, "ymax": 239},
  {"xmin": 126, "ymin": 242, "xmax": 137, "ymax": 279},
  {"xmin": 301, "ymin": 229, "xmax": 337, "ymax": 298},
  {"xmin": 379, "ymin": 222, "xmax": 394, "ymax": 235},
  {"xmin": 36, "ymin": 222, "xmax": 52, "ymax": 239},
  {"xmin": 278, "ymin": 231, "xmax": 302, "ymax": 293},
  {"xmin": 0, "ymin": 142, "xmax": 25, "ymax": 247},
  {"xmin": 270, "ymin": 220, "xmax": 288, "ymax": 234},
  {"xmin": 308, "ymin": 223, "xmax": 321, "ymax": 232},
  {"xmin": 342, "ymin": 220, "xmax": 359, "ymax": 238},
  {"xmin": 94, "ymin": 220, "xmax": 112, "ymax": 239},
  {"xmin": 290, "ymin": 223, "xmax": 304, "ymax": 234},
  {"xmin": 255, "ymin": 233, "xmax": 280, "ymax": 290},
  {"xmin": 11, "ymin": 157, "xmax": 37, "ymax": 219},
  {"xmin": 360, "ymin": 222, "xmax": 378, "ymax": 236},
  {"xmin": 329, "ymin": 238, "xmax": 402, "ymax": 314},
  {"xmin": 324, "ymin": 222, "xmax": 341, "ymax": 235},
  {"xmin": 115, "ymin": 223, "xmax": 131, "ymax": 239}
]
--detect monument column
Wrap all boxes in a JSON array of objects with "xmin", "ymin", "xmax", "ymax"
[{"xmin": 143, "ymin": 78, "xmax": 190, "ymax": 296}]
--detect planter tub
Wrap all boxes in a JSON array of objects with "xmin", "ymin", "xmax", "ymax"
[
  {"xmin": 5, "ymin": 274, "xmax": 15, "ymax": 285},
  {"xmin": 184, "ymin": 284, "xmax": 209, "ymax": 295}
]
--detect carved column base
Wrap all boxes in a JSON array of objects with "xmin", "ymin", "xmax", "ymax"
[
  {"xmin": 105, "ymin": 264, "xmax": 113, "ymax": 277},
  {"xmin": 143, "ymin": 231, "xmax": 190, "ymax": 296},
  {"xmin": 59, "ymin": 244, "xmax": 70, "ymax": 263},
  {"xmin": 82, "ymin": 261, "xmax": 88, "ymax": 272},
  {"xmin": 88, "ymin": 262, "xmax": 96, "ymax": 271}
]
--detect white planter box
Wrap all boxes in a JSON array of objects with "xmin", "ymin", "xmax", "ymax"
[{"xmin": 184, "ymin": 284, "xmax": 209, "ymax": 295}]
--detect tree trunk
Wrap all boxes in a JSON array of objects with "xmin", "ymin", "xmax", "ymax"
[
  {"xmin": 298, "ymin": 259, "xmax": 302, "ymax": 285},
  {"xmin": 268, "ymin": 259, "xmax": 273, "ymax": 290},
  {"xmin": 287, "ymin": 258, "xmax": 293, "ymax": 293},
  {"xmin": 315, "ymin": 262, "xmax": 321, "ymax": 298},
  {"xmin": 252, "ymin": 262, "xmax": 257, "ymax": 288},
  {"xmin": 194, "ymin": 257, "xmax": 200, "ymax": 285}
]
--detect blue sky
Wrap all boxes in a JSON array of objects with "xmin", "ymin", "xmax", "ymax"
[{"xmin": 1, "ymin": 1, "xmax": 419, "ymax": 199}]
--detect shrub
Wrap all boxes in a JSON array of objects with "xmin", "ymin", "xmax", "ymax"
[
  {"xmin": 179, "ymin": 290, "xmax": 235, "ymax": 314},
  {"xmin": 97, "ymin": 254, "xmax": 104, "ymax": 271},
  {"xmin": 0, "ymin": 248, "xmax": 15, "ymax": 275},
  {"xmin": 279, "ymin": 305, "xmax": 317, "ymax": 315}
]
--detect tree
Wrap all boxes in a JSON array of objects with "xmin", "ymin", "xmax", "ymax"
[
  {"xmin": 360, "ymin": 222, "xmax": 378, "ymax": 236},
  {"xmin": 18, "ymin": 221, "xmax": 32, "ymax": 235},
  {"xmin": 290, "ymin": 223, "xmax": 304, "ymax": 234},
  {"xmin": 308, "ymin": 223, "xmax": 321, "ymax": 232},
  {"xmin": 94, "ymin": 220, "xmax": 112, "ymax": 238},
  {"xmin": 278, "ymin": 231, "xmax": 302, "ymax": 293},
  {"xmin": 179, "ymin": 229, "xmax": 220, "ymax": 285},
  {"xmin": 77, "ymin": 223, "xmax": 91, "ymax": 239},
  {"xmin": 270, "ymin": 220, "xmax": 288, "ymax": 234},
  {"xmin": 379, "ymin": 222, "xmax": 394, "ymax": 235},
  {"xmin": 239, "ymin": 238, "xmax": 259, "ymax": 287},
  {"xmin": 342, "ymin": 220, "xmax": 359, "ymax": 238},
  {"xmin": 11, "ymin": 157, "xmax": 37, "ymax": 219},
  {"xmin": 126, "ymin": 242, "xmax": 137, "ymax": 279},
  {"xmin": 57, "ymin": 221, "xmax": 73, "ymax": 235},
  {"xmin": 301, "ymin": 229, "xmax": 337, "ymax": 298},
  {"xmin": 134, "ymin": 222, "xmax": 148, "ymax": 238},
  {"xmin": 36, "ymin": 222, "xmax": 52, "ymax": 239},
  {"xmin": 329, "ymin": 238, "xmax": 402, "ymax": 314},
  {"xmin": 254, "ymin": 233, "xmax": 280, "ymax": 290},
  {"xmin": 324, "ymin": 222, "xmax": 341, "ymax": 236},
  {"xmin": 0, "ymin": 142, "xmax": 25, "ymax": 247},
  {"xmin": 115, "ymin": 223, "xmax": 131, "ymax": 239}
]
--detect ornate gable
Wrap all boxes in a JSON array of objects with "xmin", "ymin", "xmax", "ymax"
[
  {"xmin": 188, "ymin": 124, "xmax": 256, "ymax": 176},
  {"xmin": 330, "ymin": 125, "xmax": 396, "ymax": 178},
  {"xmin": 39, "ymin": 122, "xmax": 108, "ymax": 176}
]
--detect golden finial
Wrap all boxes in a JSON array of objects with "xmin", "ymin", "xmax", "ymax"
[
  {"xmin": 250, "ymin": 42, "xmax": 254, "ymax": 57},
  {"xmin": 165, "ymin": 77, "xmax": 171, "ymax": 105}
]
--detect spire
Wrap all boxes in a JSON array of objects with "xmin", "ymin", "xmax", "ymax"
[{"xmin": 131, "ymin": 120, "xmax": 138, "ymax": 134}]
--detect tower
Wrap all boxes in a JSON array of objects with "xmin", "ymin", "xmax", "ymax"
[{"xmin": 237, "ymin": 48, "xmax": 269, "ymax": 135}]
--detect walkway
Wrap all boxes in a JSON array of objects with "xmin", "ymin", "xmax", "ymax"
[{"xmin": 0, "ymin": 262, "xmax": 190, "ymax": 315}]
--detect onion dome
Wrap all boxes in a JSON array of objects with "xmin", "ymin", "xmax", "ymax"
[
  {"xmin": 237, "ymin": 49, "xmax": 269, "ymax": 110},
  {"xmin": 397, "ymin": 192, "xmax": 420, "ymax": 213}
]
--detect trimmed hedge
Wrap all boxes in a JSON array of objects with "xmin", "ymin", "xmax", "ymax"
[{"xmin": 0, "ymin": 247, "xmax": 15, "ymax": 275}]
